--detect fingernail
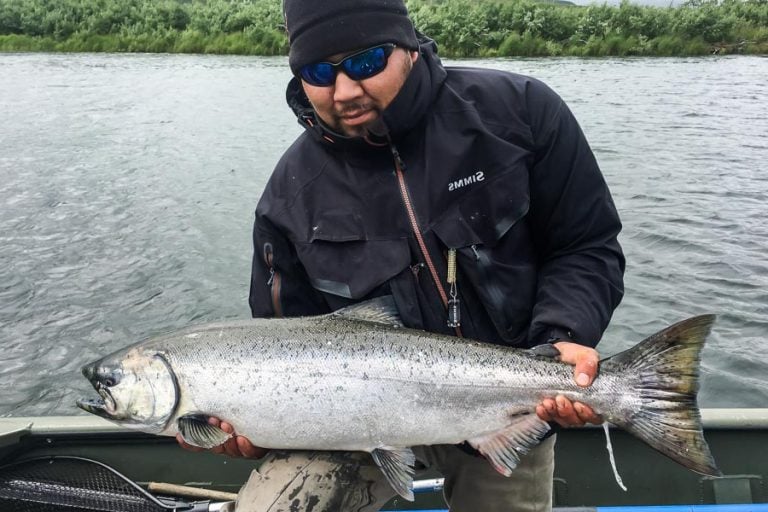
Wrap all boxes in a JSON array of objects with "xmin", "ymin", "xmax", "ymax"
[{"xmin": 577, "ymin": 373, "xmax": 590, "ymax": 386}]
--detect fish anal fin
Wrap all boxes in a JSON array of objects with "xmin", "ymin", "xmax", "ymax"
[
  {"xmin": 371, "ymin": 447, "xmax": 415, "ymax": 501},
  {"xmin": 467, "ymin": 413, "xmax": 551, "ymax": 477},
  {"xmin": 177, "ymin": 414, "xmax": 232, "ymax": 449}
]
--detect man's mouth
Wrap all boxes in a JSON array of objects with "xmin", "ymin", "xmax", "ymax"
[{"xmin": 340, "ymin": 109, "xmax": 371, "ymax": 120}]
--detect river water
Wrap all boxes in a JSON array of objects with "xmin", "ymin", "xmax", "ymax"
[{"xmin": 0, "ymin": 53, "xmax": 766, "ymax": 417}]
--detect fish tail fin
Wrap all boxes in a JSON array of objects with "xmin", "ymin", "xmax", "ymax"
[{"xmin": 602, "ymin": 314, "xmax": 722, "ymax": 477}]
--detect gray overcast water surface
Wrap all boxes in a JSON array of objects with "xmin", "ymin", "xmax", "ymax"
[{"xmin": 0, "ymin": 53, "xmax": 766, "ymax": 416}]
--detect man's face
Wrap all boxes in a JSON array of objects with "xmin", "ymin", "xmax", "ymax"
[{"xmin": 301, "ymin": 47, "xmax": 419, "ymax": 138}]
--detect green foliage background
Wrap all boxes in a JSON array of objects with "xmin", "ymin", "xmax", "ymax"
[{"xmin": 0, "ymin": 0, "xmax": 766, "ymax": 56}]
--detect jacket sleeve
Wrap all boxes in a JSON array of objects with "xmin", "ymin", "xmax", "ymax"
[
  {"xmin": 525, "ymin": 81, "xmax": 625, "ymax": 348},
  {"xmin": 249, "ymin": 210, "xmax": 330, "ymax": 319}
]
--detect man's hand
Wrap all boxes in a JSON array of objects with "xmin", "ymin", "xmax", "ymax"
[
  {"xmin": 535, "ymin": 341, "xmax": 603, "ymax": 427},
  {"xmin": 176, "ymin": 417, "xmax": 268, "ymax": 459}
]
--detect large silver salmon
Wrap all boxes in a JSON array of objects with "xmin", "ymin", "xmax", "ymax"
[{"xmin": 77, "ymin": 296, "xmax": 720, "ymax": 500}]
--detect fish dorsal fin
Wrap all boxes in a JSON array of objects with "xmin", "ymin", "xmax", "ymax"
[
  {"xmin": 177, "ymin": 414, "xmax": 232, "ymax": 449},
  {"xmin": 371, "ymin": 447, "xmax": 416, "ymax": 501},
  {"xmin": 333, "ymin": 296, "xmax": 404, "ymax": 328},
  {"xmin": 467, "ymin": 413, "xmax": 551, "ymax": 476}
]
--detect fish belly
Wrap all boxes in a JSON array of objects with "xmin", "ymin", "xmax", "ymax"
[{"xmin": 178, "ymin": 359, "xmax": 545, "ymax": 451}]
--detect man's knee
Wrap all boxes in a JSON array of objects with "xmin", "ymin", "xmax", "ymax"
[
  {"xmin": 415, "ymin": 435, "xmax": 556, "ymax": 512},
  {"xmin": 236, "ymin": 451, "xmax": 395, "ymax": 512}
]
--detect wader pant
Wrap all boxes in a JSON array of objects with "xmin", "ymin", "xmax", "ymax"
[{"xmin": 235, "ymin": 435, "xmax": 556, "ymax": 512}]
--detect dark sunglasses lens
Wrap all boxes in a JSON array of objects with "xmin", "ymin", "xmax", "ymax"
[
  {"xmin": 344, "ymin": 46, "xmax": 387, "ymax": 80},
  {"xmin": 300, "ymin": 63, "xmax": 335, "ymax": 86}
]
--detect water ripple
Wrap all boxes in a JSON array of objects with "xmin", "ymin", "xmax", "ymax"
[{"xmin": 1, "ymin": 53, "xmax": 767, "ymax": 415}]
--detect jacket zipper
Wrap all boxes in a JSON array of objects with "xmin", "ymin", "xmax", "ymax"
[
  {"xmin": 263, "ymin": 243, "xmax": 283, "ymax": 318},
  {"xmin": 390, "ymin": 144, "xmax": 463, "ymax": 337}
]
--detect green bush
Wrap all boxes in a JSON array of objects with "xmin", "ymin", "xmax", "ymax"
[
  {"xmin": 0, "ymin": 0, "xmax": 766, "ymax": 57},
  {"xmin": 499, "ymin": 31, "xmax": 551, "ymax": 56}
]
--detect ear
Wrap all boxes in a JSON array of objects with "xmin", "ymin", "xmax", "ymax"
[{"xmin": 410, "ymin": 50, "xmax": 419, "ymax": 64}]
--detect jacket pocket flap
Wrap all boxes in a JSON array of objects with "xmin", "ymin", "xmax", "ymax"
[
  {"xmin": 432, "ymin": 169, "xmax": 530, "ymax": 248},
  {"xmin": 308, "ymin": 210, "xmax": 367, "ymax": 243},
  {"xmin": 295, "ymin": 238, "xmax": 410, "ymax": 299}
]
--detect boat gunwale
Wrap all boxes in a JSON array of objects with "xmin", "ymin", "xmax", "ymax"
[{"xmin": 1, "ymin": 408, "xmax": 767, "ymax": 438}]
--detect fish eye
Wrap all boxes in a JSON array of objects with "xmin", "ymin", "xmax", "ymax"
[{"xmin": 97, "ymin": 368, "xmax": 122, "ymax": 388}]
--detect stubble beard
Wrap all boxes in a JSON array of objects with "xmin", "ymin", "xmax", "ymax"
[
  {"xmin": 332, "ymin": 53, "xmax": 414, "ymax": 138},
  {"xmin": 333, "ymin": 102, "xmax": 379, "ymax": 137}
]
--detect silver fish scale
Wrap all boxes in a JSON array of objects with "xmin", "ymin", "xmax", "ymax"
[{"xmin": 145, "ymin": 316, "xmax": 633, "ymax": 451}]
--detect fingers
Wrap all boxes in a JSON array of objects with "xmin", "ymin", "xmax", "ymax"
[
  {"xmin": 574, "ymin": 402, "xmax": 603, "ymax": 424},
  {"xmin": 574, "ymin": 357, "xmax": 598, "ymax": 387},
  {"xmin": 237, "ymin": 436, "xmax": 269, "ymax": 459},
  {"xmin": 536, "ymin": 399, "xmax": 557, "ymax": 423},
  {"xmin": 536, "ymin": 343, "xmax": 602, "ymax": 427},
  {"xmin": 552, "ymin": 341, "xmax": 599, "ymax": 387},
  {"xmin": 216, "ymin": 420, "xmax": 269, "ymax": 458},
  {"xmin": 536, "ymin": 396, "xmax": 603, "ymax": 427},
  {"xmin": 218, "ymin": 421, "xmax": 242, "ymax": 458},
  {"xmin": 552, "ymin": 395, "xmax": 580, "ymax": 427}
]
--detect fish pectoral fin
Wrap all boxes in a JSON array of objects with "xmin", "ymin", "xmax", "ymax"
[
  {"xmin": 467, "ymin": 413, "xmax": 551, "ymax": 477},
  {"xmin": 177, "ymin": 414, "xmax": 232, "ymax": 449},
  {"xmin": 371, "ymin": 447, "xmax": 416, "ymax": 502}
]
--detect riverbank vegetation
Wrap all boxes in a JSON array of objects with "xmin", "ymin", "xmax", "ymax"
[{"xmin": 0, "ymin": 0, "xmax": 766, "ymax": 57}]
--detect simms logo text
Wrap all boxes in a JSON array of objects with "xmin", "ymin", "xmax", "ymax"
[{"xmin": 448, "ymin": 171, "xmax": 485, "ymax": 192}]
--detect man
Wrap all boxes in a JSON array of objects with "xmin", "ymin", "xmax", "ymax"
[{"xmin": 182, "ymin": 0, "xmax": 625, "ymax": 509}]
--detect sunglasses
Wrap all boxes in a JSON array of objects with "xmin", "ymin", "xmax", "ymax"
[{"xmin": 299, "ymin": 44, "xmax": 396, "ymax": 87}]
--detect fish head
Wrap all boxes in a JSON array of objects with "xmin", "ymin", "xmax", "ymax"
[{"xmin": 76, "ymin": 346, "xmax": 178, "ymax": 433}]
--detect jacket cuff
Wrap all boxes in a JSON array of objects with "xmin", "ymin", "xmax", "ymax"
[{"xmin": 544, "ymin": 326, "xmax": 575, "ymax": 344}]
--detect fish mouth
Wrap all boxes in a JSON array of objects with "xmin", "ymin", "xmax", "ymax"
[
  {"xmin": 77, "ymin": 383, "xmax": 117, "ymax": 418},
  {"xmin": 76, "ymin": 397, "xmax": 108, "ymax": 417}
]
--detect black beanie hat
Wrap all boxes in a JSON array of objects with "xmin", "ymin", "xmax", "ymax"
[{"xmin": 283, "ymin": 0, "xmax": 419, "ymax": 75}]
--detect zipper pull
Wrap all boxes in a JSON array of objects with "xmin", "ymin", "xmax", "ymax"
[
  {"xmin": 264, "ymin": 243, "xmax": 275, "ymax": 285},
  {"xmin": 262, "ymin": 242, "xmax": 283, "ymax": 318},
  {"xmin": 389, "ymin": 143, "xmax": 407, "ymax": 171},
  {"xmin": 446, "ymin": 248, "xmax": 460, "ymax": 328}
]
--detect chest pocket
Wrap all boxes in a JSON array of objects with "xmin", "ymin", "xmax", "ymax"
[
  {"xmin": 432, "ymin": 167, "xmax": 537, "ymax": 345},
  {"xmin": 294, "ymin": 210, "xmax": 410, "ymax": 300}
]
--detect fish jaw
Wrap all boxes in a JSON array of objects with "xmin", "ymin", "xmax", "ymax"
[
  {"xmin": 76, "ymin": 373, "xmax": 119, "ymax": 419},
  {"xmin": 76, "ymin": 397, "xmax": 112, "ymax": 418}
]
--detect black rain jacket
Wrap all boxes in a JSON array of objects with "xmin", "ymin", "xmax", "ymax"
[{"xmin": 249, "ymin": 38, "xmax": 625, "ymax": 348}]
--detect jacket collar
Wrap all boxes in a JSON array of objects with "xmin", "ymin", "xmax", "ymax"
[{"xmin": 286, "ymin": 36, "xmax": 447, "ymax": 149}]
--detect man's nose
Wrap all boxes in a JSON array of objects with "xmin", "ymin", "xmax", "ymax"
[{"xmin": 333, "ymin": 71, "xmax": 364, "ymax": 102}]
